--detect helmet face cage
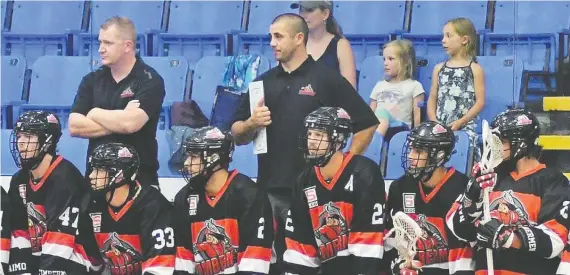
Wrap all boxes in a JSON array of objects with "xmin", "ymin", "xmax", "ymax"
[
  {"xmin": 181, "ymin": 146, "xmax": 232, "ymax": 185},
  {"xmin": 491, "ymin": 109, "xmax": 540, "ymax": 160},
  {"xmin": 87, "ymin": 144, "xmax": 139, "ymax": 196},
  {"xmin": 10, "ymin": 129, "xmax": 53, "ymax": 170},
  {"xmin": 301, "ymin": 123, "xmax": 349, "ymax": 167},
  {"xmin": 401, "ymin": 138, "xmax": 450, "ymax": 181}
]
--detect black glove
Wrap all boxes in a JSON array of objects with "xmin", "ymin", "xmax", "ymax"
[
  {"xmin": 513, "ymin": 226, "xmax": 538, "ymax": 252},
  {"xmin": 460, "ymin": 178, "xmax": 484, "ymax": 223},
  {"xmin": 391, "ymin": 258, "xmax": 423, "ymax": 275},
  {"xmin": 476, "ymin": 218, "xmax": 515, "ymax": 249}
]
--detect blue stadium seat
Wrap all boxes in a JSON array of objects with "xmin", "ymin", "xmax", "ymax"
[
  {"xmin": 358, "ymin": 56, "xmax": 384, "ymax": 101},
  {"xmin": 230, "ymin": 142, "xmax": 258, "ymax": 178},
  {"xmin": 2, "ymin": 1, "xmax": 85, "ymax": 65},
  {"xmin": 335, "ymin": 1, "xmax": 406, "ymax": 68},
  {"xmin": 191, "ymin": 55, "xmax": 271, "ymax": 120},
  {"xmin": 1, "ymin": 129, "xmax": 18, "ymax": 176},
  {"xmin": 19, "ymin": 56, "xmax": 93, "ymax": 128},
  {"xmin": 142, "ymin": 56, "xmax": 189, "ymax": 130},
  {"xmin": 156, "ymin": 130, "xmax": 179, "ymax": 178},
  {"xmin": 384, "ymin": 131, "xmax": 408, "ymax": 180},
  {"xmin": 447, "ymin": 131, "xmax": 471, "ymax": 174},
  {"xmin": 416, "ymin": 55, "xmax": 446, "ymax": 96},
  {"xmin": 79, "ymin": 1, "xmax": 165, "ymax": 56},
  {"xmin": 1, "ymin": 55, "xmax": 27, "ymax": 128},
  {"xmin": 476, "ymin": 56, "xmax": 522, "ymax": 129},
  {"xmin": 364, "ymin": 132, "xmax": 384, "ymax": 165},
  {"xmin": 58, "ymin": 130, "xmax": 89, "ymax": 174},
  {"xmin": 403, "ymin": 1, "xmax": 488, "ymax": 60},
  {"xmin": 486, "ymin": 1, "xmax": 570, "ymax": 70},
  {"xmin": 236, "ymin": 1, "xmax": 290, "ymax": 59},
  {"xmin": 158, "ymin": 1, "xmax": 244, "ymax": 69},
  {"xmin": 1, "ymin": 1, "xmax": 7, "ymax": 31}
]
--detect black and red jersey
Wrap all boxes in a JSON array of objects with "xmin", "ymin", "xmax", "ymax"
[
  {"xmin": 87, "ymin": 182, "xmax": 175, "ymax": 275},
  {"xmin": 447, "ymin": 164, "xmax": 570, "ymax": 275},
  {"xmin": 385, "ymin": 167, "xmax": 474, "ymax": 275},
  {"xmin": 173, "ymin": 170, "xmax": 274, "ymax": 275},
  {"xmin": 7, "ymin": 155, "xmax": 103, "ymax": 275},
  {"xmin": 283, "ymin": 153, "xmax": 386, "ymax": 275}
]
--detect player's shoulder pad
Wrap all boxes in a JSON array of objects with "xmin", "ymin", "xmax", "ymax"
[
  {"xmin": 232, "ymin": 173, "xmax": 261, "ymax": 200},
  {"xmin": 537, "ymin": 167, "xmax": 569, "ymax": 187},
  {"xmin": 350, "ymin": 155, "xmax": 383, "ymax": 181},
  {"xmin": 173, "ymin": 183, "xmax": 193, "ymax": 206},
  {"xmin": 139, "ymin": 185, "xmax": 173, "ymax": 212},
  {"xmin": 52, "ymin": 158, "xmax": 90, "ymax": 194}
]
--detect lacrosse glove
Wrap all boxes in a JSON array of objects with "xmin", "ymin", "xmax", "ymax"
[
  {"xmin": 391, "ymin": 258, "xmax": 423, "ymax": 275},
  {"xmin": 476, "ymin": 218, "xmax": 515, "ymax": 249}
]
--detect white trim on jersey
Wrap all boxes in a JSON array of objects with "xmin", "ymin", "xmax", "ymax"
[
  {"xmin": 283, "ymin": 249, "xmax": 320, "ymax": 268},
  {"xmin": 174, "ymin": 257, "xmax": 195, "ymax": 273},
  {"xmin": 536, "ymin": 224, "xmax": 565, "ymax": 258},
  {"xmin": 41, "ymin": 242, "xmax": 94, "ymax": 270},
  {"xmin": 238, "ymin": 258, "xmax": 270, "ymax": 274},
  {"xmin": 348, "ymin": 243, "xmax": 384, "ymax": 259}
]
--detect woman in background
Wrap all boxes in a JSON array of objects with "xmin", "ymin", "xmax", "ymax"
[{"xmin": 292, "ymin": 1, "xmax": 357, "ymax": 88}]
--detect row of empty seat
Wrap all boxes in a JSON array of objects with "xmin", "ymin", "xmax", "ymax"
[
  {"xmin": 1, "ymin": 53, "xmax": 526, "ymax": 133},
  {"xmin": 0, "ymin": 128, "xmax": 473, "ymax": 182},
  {"xmin": 2, "ymin": 1, "xmax": 568, "ymax": 70}
]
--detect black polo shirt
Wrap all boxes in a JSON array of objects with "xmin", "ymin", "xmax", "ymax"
[
  {"xmin": 70, "ymin": 56, "xmax": 165, "ymax": 178},
  {"xmin": 233, "ymin": 56, "xmax": 379, "ymax": 191}
]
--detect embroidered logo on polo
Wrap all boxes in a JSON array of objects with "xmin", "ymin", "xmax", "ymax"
[
  {"xmin": 120, "ymin": 87, "xmax": 134, "ymax": 98},
  {"xmin": 298, "ymin": 84, "xmax": 316, "ymax": 96}
]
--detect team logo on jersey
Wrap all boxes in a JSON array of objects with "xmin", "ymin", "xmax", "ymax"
[
  {"xmin": 409, "ymin": 214, "xmax": 449, "ymax": 266},
  {"xmin": 188, "ymin": 195, "xmax": 199, "ymax": 216},
  {"xmin": 100, "ymin": 232, "xmax": 143, "ymax": 275},
  {"xmin": 403, "ymin": 193, "xmax": 416, "ymax": 213},
  {"xmin": 192, "ymin": 218, "xmax": 239, "ymax": 275},
  {"xmin": 304, "ymin": 186, "xmax": 318, "ymax": 208},
  {"xmin": 26, "ymin": 202, "xmax": 46, "ymax": 253},
  {"xmin": 90, "ymin": 212, "xmax": 102, "ymax": 233},
  {"xmin": 489, "ymin": 190, "xmax": 533, "ymax": 228},
  {"xmin": 120, "ymin": 87, "xmax": 134, "ymax": 98},
  {"xmin": 313, "ymin": 202, "xmax": 349, "ymax": 261}
]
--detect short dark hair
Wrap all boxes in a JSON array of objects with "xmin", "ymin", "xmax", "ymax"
[{"xmin": 271, "ymin": 13, "xmax": 309, "ymax": 46}]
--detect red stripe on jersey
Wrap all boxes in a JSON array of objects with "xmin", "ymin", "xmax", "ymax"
[
  {"xmin": 238, "ymin": 246, "xmax": 272, "ymax": 261},
  {"xmin": 1, "ymin": 238, "xmax": 9, "ymax": 251},
  {"xmin": 446, "ymin": 201, "xmax": 461, "ymax": 222},
  {"xmin": 13, "ymin": 229, "xmax": 29, "ymax": 238},
  {"xmin": 476, "ymin": 270, "xmax": 526, "ymax": 275},
  {"xmin": 176, "ymin": 247, "xmax": 194, "ymax": 261},
  {"xmin": 561, "ymin": 250, "xmax": 570, "ymax": 262},
  {"xmin": 142, "ymin": 254, "xmax": 175, "ymax": 269},
  {"xmin": 42, "ymin": 231, "xmax": 74, "ymax": 248},
  {"xmin": 448, "ymin": 247, "xmax": 473, "ymax": 262},
  {"xmin": 542, "ymin": 219, "xmax": 569, "ymax": 243},
  {"xmin": 285, "ymin": 237, "xmax": 317, "ymax": 257},
  {"xmin": 348, "ymin": 231, "xmax": 384, "ymax": 245}
]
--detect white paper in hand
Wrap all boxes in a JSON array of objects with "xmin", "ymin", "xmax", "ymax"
[{"xmin": 248, "ymin": 81, "xmax": 268, "ymax": 154}]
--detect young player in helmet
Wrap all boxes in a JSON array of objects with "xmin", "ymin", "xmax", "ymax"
[
  {"xmin": 384, "ymin": 121, "xmax": 474, "ymax": 275},
  {"xmin": 447, "ymin": 109, "xmax": 570, "ymax": 274},
  {"xmin": 172, "ymin": 126, "xmax": 273, "ymax": 275},
  {"xmin": 282, "ymin": 107, "xmax": 386, "ymax": 275},
  {"xmin": 6, "ymin": 110, "xmax": 103, "ymax": 274},
  {"xmin": 86, "ymin": 142, "xmax": 175, "ymax": 275}
]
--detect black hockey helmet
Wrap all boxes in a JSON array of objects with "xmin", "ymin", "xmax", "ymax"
[
  {"xmin": 10, "ymin": 110, "xmax": 62, "ymax": 170},
  {"xmin": 490, "ymin": 108, "xmax": 540, "ymax": 160},
  {"xmin": 402, "ymin": 121, "xmax": 456, "ymax": 181},
  {"xmin": 181, "ymin": 126, "xmax": 234, "ymax": 186},
  {"xmin": 300, "ymin": 107, "xmax": 353, "ymax": 167},
  {"xmin": 87, "ymin": 143, "xmax": 139, "ymax": 199}
]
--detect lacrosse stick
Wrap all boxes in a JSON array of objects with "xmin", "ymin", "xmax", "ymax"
[
  {"xmin": 384, "ymin": 212, "xmax": 424, "ymax": 271},
  {"xmin": 479, "ymin": 120, "xmax": 504, "ymax": 275}
]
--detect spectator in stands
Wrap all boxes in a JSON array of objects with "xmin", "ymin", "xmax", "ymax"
[
  {"xmin": 369, "ymin": 39, "xmax": 425, "ymax": 137},
  {"xmin": 427, "ymin": 17, "xmax": 485, "ymax": 160},
  {"xmin": 68, "ymin": 16, "xmax": 165, "ymax": 189},
  {"xmin": 291, "ymin": 1, "xmax": 357, "ymax": 88},
  {"xmin": 231, "ymin": 13, "xmax": 378, "ymax": 274}
]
